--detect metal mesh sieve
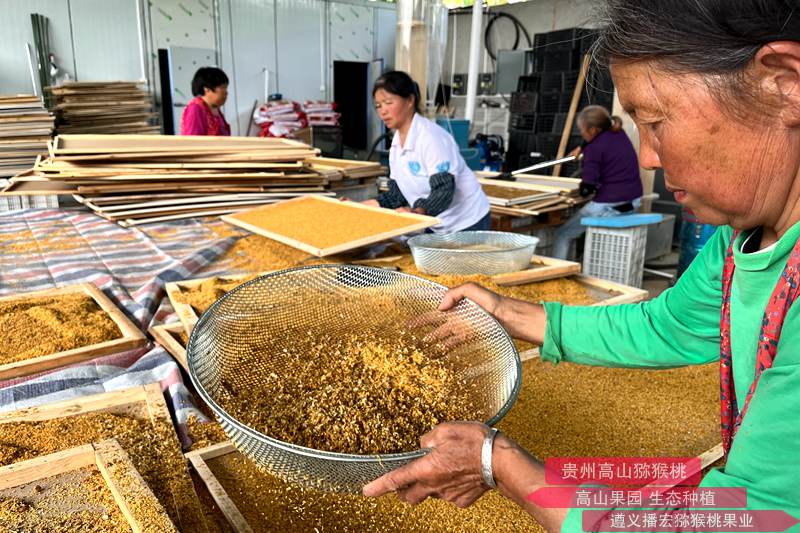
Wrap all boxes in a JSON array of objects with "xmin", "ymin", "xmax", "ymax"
[
  {"xmin": 408, "ymin": 231, "xmax": 539, "ymax": 275},
  {"xmin": 187, "ymin": 264, "xmax": 521, "ymax": 493}
]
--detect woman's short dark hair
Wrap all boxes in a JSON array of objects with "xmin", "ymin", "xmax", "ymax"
[
  {"xmin": 191, "ymin": 67, "xmax": 229, "ymax": 97},
  {"xmin": 373, "ymin": 71, "xmax": 422, "ymax": 113},
  {"xmin": 593, "ymin": 0, "xmax": 799, "ymax": 113}
]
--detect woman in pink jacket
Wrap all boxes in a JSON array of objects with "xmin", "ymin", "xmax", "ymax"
[{"xmin": 180, "ymin": 67, "xmax": 231, "ymax": 136}]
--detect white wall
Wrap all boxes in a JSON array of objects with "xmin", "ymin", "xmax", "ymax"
[{"xmin": 0, "ymin": 0, "xmax": 396, "ymax": 136}]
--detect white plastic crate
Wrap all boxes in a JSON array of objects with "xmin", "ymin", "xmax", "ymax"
[
  {"xmin": 0, "ymin": 194, "xmax": 59, "ymax": 212},
  {"xmin": 583, "ymin": 225, "xmax": 648, "ymax": 288}
]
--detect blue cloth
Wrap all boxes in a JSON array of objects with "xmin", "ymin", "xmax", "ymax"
[{"xmin": 581, "ymin": 129, "xmax": 642, "ymax": 203}]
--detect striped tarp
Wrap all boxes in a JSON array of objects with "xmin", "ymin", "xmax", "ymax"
[{"xmin": 0, "ymin": 208, "xmax": 246, "ymax": 447}]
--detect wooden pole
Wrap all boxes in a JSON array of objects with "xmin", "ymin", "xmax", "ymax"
[{"xmin": 553, "ymin": 54, "xmax": 591, "ymax": 176}]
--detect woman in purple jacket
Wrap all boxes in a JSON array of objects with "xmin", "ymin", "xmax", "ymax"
[{"xmin": 553, "ymin": 105, "xmax": 643, "ymax": 259}]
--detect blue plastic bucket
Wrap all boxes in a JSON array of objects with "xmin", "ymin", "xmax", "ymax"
[
  {"xmin": 678, "ymin": 209, "xmax": 717, "ymax": 277},
  {"xmin": 436, "ymin": 118, "xmax": 470, "ymax": 150}
]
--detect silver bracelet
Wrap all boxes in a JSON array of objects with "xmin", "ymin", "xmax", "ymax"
[{"xmin": 481, "ymin": 427, "xmax": 499, "ymax": 489}]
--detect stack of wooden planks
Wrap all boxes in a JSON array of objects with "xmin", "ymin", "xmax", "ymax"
[
  {"xmin": 0, "ymin": 134, "xmax": 386, "ymax": 226},
  {"xmin": 477, "ymin": 174, "xmax": 585, "ymax": 217},
  {"xmin": 0, "ymin": 95, "xmax": 53, "ymax": 178},
  {"xmin": 47, "ymin": 81, "xmax": 159, "ymax": 135}
]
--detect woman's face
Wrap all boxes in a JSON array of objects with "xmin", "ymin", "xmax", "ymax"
[
  {"xmin": 203, "ymin": 83, "xmax": 228, "ymax": 107},
  {"xmin": 612, "ymin": 60, "xmax": 799, "ymax": 229},
  {"xmin": 374, "ymin": 89, "xmax": 415, "ymax": 130}
]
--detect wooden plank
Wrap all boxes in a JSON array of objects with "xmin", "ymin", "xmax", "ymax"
[
  {"xmin": 148, "ymin": 323, "xmax": 188, "ymax": 372},
  {"xmin": 222, "ymin": 195, "xmax": 439, "ymax": 257},
  {"xmin": 575, "ymin": 273, "xmax": 649, "ymax": 305},
  {"xmin": 94, "ymin": 439, "xmax": 178, "ymax": 533},
  {"xmin": 94, "ymin": 193, "xmax": 330, "ymax": 212},
  {"xmin": 118, "ymin": 208, "xmax": 256, "ymax": 227},
  {"xmin": 99, "ymin": 199, "xmax": 283, "ymax": 219},
  {"xmin": 0, "ymin": 283, "xmax": 147, "ymax": 381},
  {"xmin": 491, "ymin": 255, "xmax": 581, "ymax": 286},
  {"xmin": 0, "ymin": 383, "xmax": 161, "ymax": 423},
  {"xmin": 185, "ymin": 443, "xmax": 252, "ymax": 533},
  {"xmin": 0, "ymin": 443, "xmax": 96, "ymax": 490},
  {"xmin": 699, "ymin": 443, "xmax": 724, "ymax": 469},
  {"xmin": 554, "ymin": 54, "xmax": 590, "ymax": 176},
  {"xmin": 476, "ymin": 173, "xmax": 579, "ymax": 194}
]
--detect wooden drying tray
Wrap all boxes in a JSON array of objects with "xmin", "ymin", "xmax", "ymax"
[
  {"xmin": 149, "ymin": 322, "xmax": 188, "ymax": 373},
  {"xmin": 0, "ymin": 383, "xmax": 204, "ymax": 528},
  {"xmin": 0, "ymin": 283, "xmax": 147, "ymax": 381},
  {"xmin": 0, "ymin": 439, "xmax": 177, "ymax": 533},
  {"xmin": 221, "ymin": 195, "xmax": 439, "ymax": 257}
]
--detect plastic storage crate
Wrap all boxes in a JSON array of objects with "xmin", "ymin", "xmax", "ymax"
[
  {"xmin": 581, "ymin": 214, "xmax": 664, "ymax": 288},
  {"xmin": 0, "ymin": 193, "xmax": 59, "ymax": 211},
  {"xmin": 509, "ymin": 113, "xmax": 537, "ymax": 131},
  {"xmin": 510, "ymin": 92, "xmax": 538, "ymax": 114}
]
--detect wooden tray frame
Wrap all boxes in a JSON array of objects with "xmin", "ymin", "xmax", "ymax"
[
  {"xmin": 0, "ymin": 282, "xmax": 147, "ymax": 381},
  {"xmin": 0, "ymin": 438, "xmax": 177, "ymax": 532},
  {"xmin": 0, "ymin": 383, "xmax": 205, "ymax": 528},
  {"xmin": 492, "ymin": 255, "xmax": 581, "ymax": 286},
  {"xmin": 185, "ymin": 442, "xmax": 252, "ymax": 533},
  {"xmin": 165, "ymin": 273, "xmax": 268, "ymax": 337},
  {"xmin": 148, "ymin": 322, "xmax": 188, "ymax": 372},
  {"xmin": 221, "ymin": 195, "xmax": 440, "ymax": 257}
]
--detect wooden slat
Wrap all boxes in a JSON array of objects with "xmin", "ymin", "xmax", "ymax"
[
  {"xmin": 491, "ymin": 255, "xmax": 581, "ymax": 286},
  {"xmin": 0, "ymin": 444, "xmax": 96, "ymax": 490},
  {"xmin": 94, "ymin": 439, "xmax": 178, "ymax": 533},
  {"xmin": 185, "ymin": 443, "xmax": 254, "ymax": 533},
  {"xmin": 148, "ymin": 323, "xmax": 188, "ymax": 372},
  {"xmin": 553, "ymin": 54, "xmax": 590, "ymax": 176}
]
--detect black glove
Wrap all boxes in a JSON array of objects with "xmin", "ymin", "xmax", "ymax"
[
  {"xmin": 496, "ymin": 172, "xmax": 515, "ymax": 181},
  {"xmin": 579, "ymin": 181, "xmax": 597, "ymax": 197}
]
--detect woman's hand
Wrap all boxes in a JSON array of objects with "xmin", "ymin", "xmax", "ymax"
[
  {"xmin": 396, "ymin": 206, "xmax": 426, "ymax": 215},
  {"xmin": 437, "ymin": 283, "xmax": 548, "ymax": 345},
  {"xmin": 362, "ymin": 199, "xmax": 380, "ymax": 207},
  {"xmin": 362, "ymin": 421, "xmax": 490, "ymax": 508}
]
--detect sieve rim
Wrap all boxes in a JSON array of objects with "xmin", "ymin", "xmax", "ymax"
[
  {"xmin": 407, "ymin": 231, "xmax": 539, "ymax": 254},
  {"xmin": 187, "ymin": 263, "xmax": 522, "ymax": 464}
]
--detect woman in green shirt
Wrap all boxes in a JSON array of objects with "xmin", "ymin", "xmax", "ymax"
[{"xmin": 362, "ymin": 1, "xmax": 800, "ymax": 531}]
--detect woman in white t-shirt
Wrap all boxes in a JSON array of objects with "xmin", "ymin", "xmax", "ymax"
[{"xmin": 363, "ymin": 71, "xmax": 490, "ymax": 233}]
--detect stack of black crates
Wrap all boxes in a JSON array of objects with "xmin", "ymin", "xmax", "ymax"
[{"xmin": 506, "ymin": 28, "xmax": 614, "ymax": 176}]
